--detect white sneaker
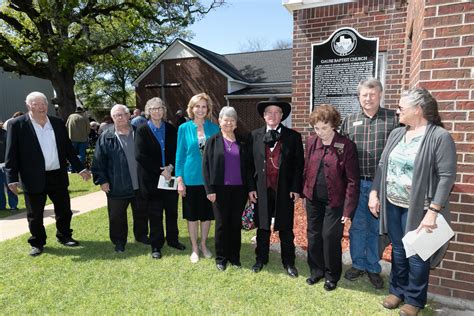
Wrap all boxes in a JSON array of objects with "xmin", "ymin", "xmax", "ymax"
[
  {"xmin": 190, "ymin": 252, "xmax": 199, "ymax": 263},
  {"xmin": 199, "ymin": 246, "xmax": 213, "ymax": 259}
]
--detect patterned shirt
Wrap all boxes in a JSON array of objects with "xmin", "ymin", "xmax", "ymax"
[
  {"xmin": 340, "ymin": 107, "xmax": 398, "ymax": 178},
  {"xmin": 386, "ymin": 134, "xmax": 424, "ymax": 208}
]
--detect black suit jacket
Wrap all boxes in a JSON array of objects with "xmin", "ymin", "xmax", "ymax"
[
  {"xmin": 5, "ymin": 114, "xmax": 84, "ymax": 194},
  {"xmin": 248, "ymin": 126, "xmax": 304, "ymax": 231},
  {"xmin": 135, "ymin": 121, "xmax": 177, "ymax": 198},
  {"xmin": 202, "ymin": 131, "xmax": 253, "ymax": 195}
]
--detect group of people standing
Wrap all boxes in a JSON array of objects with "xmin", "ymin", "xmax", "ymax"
[{"xmin": 3, "ymin": 77, "xmax": 456, "ymax": 316}]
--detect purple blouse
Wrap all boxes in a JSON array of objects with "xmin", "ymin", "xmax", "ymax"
[{"xmin": 223, "ymin": 138, "xmax": 243, "ymax": 185}]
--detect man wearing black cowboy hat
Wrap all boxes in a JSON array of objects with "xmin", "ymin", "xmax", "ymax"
[{"xmin": 248, "ymin": 96, "xmax": 304, "ymax": 278}]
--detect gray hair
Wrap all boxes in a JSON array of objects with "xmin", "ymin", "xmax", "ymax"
[
  {"xmin": 400, "ymin": 87, "xmax": 444, "ymax": 127},
  {"xmin": 219, "ymin": 106, "xmax": 238, "ymax": 121},
  {"xmin": 110, "ymin": 104, "xmax": 130, "ymax": 116},
  {"xmin": 144, "ymin": 97, "xmax": 167, "ymax": 120},
  {"xmin": 357, "ymin": 78, "xmax": 383, "ymax": 95},
  {"xmin": 25, "ymin": 92, "xmax": 48, "ymax": 106}
]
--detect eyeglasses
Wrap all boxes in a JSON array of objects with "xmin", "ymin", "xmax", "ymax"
[
  {"xmin": 112, "ymin": 113, "xmax": 127, "ymax": 118},
  {"xmin": 149, "ymin": 107, "xmax": 165, "ymax": 112},
  {"xmin": 264, "ymin": 111, "xmax": 282, "ymax": 116}
]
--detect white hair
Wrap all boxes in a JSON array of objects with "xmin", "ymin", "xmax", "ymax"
[
  {"xmin": 219, "ymin": 106, "xmax": 238, "ymax": 121},
  {"xmin": 25, "ymin": 92, "xmax": 48, "ymax": 106},
  {"xmin": 110, "ymin": 104, "xmax": 130, "ymax": 116}
]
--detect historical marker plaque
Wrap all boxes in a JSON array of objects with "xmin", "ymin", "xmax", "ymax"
[{"xmin": 311, "ymin": 27, "xmax": 378, "ymax": 117}]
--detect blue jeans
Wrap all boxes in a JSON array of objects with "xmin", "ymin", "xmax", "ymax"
[
  {"xmin": 0, "ymin": 167, "xmax": 18, "ymax": 209},
  {"xmin": 71, "ymin": 141, "xmax": 88, "ymax": 165},
  {"xmin": 386, "ymin": 201, "xmax": 430, "ymax": 308},
  {"xmin": 349, "ymin": 180, "xmax": 381, "ymax": 273}
]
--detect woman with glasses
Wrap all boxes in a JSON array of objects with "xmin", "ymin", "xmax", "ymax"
[
  {"xmin": 369, "ymin": 88, "xmax": 456, "ymax": 315},
  {"xmin": 175, "ymin": 93, "xmax": 219, "ymax": 263},
  {"xmin": 302, "ymin": 104, "xmax": 359, "ymax": 291},
  {"xmin": 135, "ymin": 97, "xmax": 186, "ymax": 259}
]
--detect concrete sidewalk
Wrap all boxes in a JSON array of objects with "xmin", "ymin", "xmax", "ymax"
[{"xmin": 0, "ymin": 190, "xmax": 107, "ymax": 241}]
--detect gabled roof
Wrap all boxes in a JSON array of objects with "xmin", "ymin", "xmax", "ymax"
[{"xmin": 132, "ymin": 39, "xmax": 292, "ymax": 87}]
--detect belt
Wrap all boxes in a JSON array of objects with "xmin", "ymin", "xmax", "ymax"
[{"xmin": 360, "ymin": 176, "xmax": 373, "ymax": 181}]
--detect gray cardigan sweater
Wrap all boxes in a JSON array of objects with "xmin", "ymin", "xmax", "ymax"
[{"xmin": 372, "ymin": 124, "xmax": 457, "ymax": 267}]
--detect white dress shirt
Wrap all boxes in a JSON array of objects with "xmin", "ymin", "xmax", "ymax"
[{"xmin": 29, "ymin": 113, "xmax": 61, "ymax": 171}]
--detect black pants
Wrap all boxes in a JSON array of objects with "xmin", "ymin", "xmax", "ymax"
[
  {"xmin": 306, "ymin": 198, "xmax": 344, "ymax": 282},
  {"xmin": 24, "ymin": 170, "xmax": 73, "ymax": 248},
  {"xmin": 212, "ymin": 185, "xmax": 247, "ymax": 265},
  {"xmin": 146, "ymin": 190, "xmax": 180, "ymax": 250},
  {"xmin": 107, "ymin": 193, "xmax": 147, "ymax": 245},
  {"xmin": 255, "ymin": 188, "xmax": 296, "ymax": 266}
]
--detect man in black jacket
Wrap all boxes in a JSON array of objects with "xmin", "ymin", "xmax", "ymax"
[
  {"xmin": 248, "ymin": 97, "xmax": 304, "ymax": 277},
  {"xmin": 91, "ymin": 104, "xmax": 148, "ymax": 252},
  {"xmin": 5, "ymin": 92, "xmax": 91, "ymax": 256}
]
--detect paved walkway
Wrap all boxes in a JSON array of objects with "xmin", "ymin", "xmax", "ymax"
[{"xmin": 0, "ymin": 191, "xmax": 107, "ymax": 241}]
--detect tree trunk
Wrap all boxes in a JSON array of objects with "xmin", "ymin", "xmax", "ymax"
[{"xmin": 50, "ymin": 70, "xmax": 77, "ymax": 120}]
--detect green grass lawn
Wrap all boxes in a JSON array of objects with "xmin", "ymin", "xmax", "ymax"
[
  {"xmin": 0, "ymin": 173, "xmax": 99, "ymax": 218},
  {"xmin": 0, "ymin": 206, "xmax": 436, "ymax": 315}
]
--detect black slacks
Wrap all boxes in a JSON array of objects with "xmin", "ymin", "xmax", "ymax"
[
  {"xmin": 146, "ymin": 190, "xmax": 180, "ymax": 250},
  {"xmin": 255, "ymin": 188, "xmax": 296, "ymax": 266},
  {"xmin": 306, "ymin": 198, "xmax": 344, "ymax": 282},
  {"xmin": 24, "ymin": 169, "xmax": 73, "ymax": 248},
  {"xmin": 212, "ymin": 185, "xmax": 247, "ymax": 265},
  {"xmin": 107, "ymin": 192, "xmax": 147, "ymax": 245}
]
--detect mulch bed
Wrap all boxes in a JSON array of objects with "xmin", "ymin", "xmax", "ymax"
[{"xmin": 270, "ymin": 200, "xmax": 392, "ymax": 261}]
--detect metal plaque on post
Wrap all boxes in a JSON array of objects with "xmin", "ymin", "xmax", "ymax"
[{"xmin": 311, "ymin": 27, "xmax": 378, "ymax": 117}]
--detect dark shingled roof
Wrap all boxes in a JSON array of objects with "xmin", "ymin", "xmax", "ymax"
[
  {"xmin": 227, "ymin": 85, "xmax": 292, "ymax": 96},
  {"xmin": 180, "ymin": 39, "xmax": 291, "ymax": 84}
]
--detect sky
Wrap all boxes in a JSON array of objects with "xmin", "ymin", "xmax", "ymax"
[{"xmin": 188, "ymin": 0, "xmax": 293, "ymax": 54}]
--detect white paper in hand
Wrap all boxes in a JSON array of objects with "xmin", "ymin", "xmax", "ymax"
[
  {"xmin": 402, "ymin": 214, "xmax": 454, "ymax": 261},
  {"xmin": 158, "ymin": 176, "xmax": 178, "ymax": 190}
]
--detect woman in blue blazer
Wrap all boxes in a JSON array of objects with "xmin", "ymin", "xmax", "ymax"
[{"xmin": 175, "ymin": 93, "xmax": 219, "ymax": 263}]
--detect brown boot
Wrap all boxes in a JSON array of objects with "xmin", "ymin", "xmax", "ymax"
[
  {"xmin": 382, "ymin": 294, "xmax": 402, "ymax": 309},
  {"xmin": 399, "ymin": 304, "xmax": 420, "ymax": 316}
]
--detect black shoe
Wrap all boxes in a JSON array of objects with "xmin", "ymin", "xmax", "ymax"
[
  {"xmin": 216, "ymin": 263, "xmax": 227, "ymax": 271},
  {"xmin": 136, "ymin": 237, "xmax": 151, "ymax": 245},
  {"xmin": 230, "ymin": 261, "xmax": 242, "ymax": 268},
  {"xmin": 306, "ymin": 276, "xmax": 323, "ymax": 285},
  {"xmin": 344, "ymin": 267, "xmax": 365, "ymax": 281},
  {"xmin": 284, "ymin": 265, "xmax": 299, "ymax": 278},
  {"xmin": 57, "ymin": 237, "xmax": 79, "ymax": 247},
  {"xmin": 368, "ymin": 272, "xmax": 384, "ymax": 289},
  {"xmin": 324, "ymin": 280, "xmax": 337, "ymax": 291},
  {"xmin": 168, "ymin": 242, "xmax": 186, "ymax": 251},
  {"xmin": 29, "ymin": 246, "xmax": 43, "ymax": 257},
  {"xmin": 151, "ymin": 248, "xmax": 162, "ymax": 259},
  {"xmin": 252, "ymin": 261, "xmax": 264, "ymax": 273},
  {"xmin": 115, "ymin": 243, "xmax": 125, "ymax": 253}
]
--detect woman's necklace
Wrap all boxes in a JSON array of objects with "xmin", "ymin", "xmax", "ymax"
[{"xmin": 223, "ymin": 137, "xmax": 233, "ymax": 152}]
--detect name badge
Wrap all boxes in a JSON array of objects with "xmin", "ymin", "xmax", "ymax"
[
  {"xmin": 334, "ymin": 142, "xmax": 345, "ymax": 154},
  {"xmin": 353, "ymin": 121, "xmax": 363, "ymax": 126}
]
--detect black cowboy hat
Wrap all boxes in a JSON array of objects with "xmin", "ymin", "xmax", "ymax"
[{"xmin": 257, "ymin": 96, "xmax": 291, "ymax": 121}]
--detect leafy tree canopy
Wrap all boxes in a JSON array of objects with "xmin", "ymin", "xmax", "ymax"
[{"xmin": 0, "ymin": 0, "xmax": 223, "ymax": 118}]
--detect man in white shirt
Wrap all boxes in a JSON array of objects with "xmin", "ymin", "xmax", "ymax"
[{"xmin": 5, "ymin": 92, "xmax": 91, "ymax": 257}]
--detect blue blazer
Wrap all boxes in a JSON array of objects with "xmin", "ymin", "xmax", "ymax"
[{"xmin": 175, "ymin": 119, "xmax": 219, "ymax": 185}]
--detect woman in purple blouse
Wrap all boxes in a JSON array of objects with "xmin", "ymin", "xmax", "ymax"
[{"xmin": 202, "ymin": 106, "xmax": 252, "ymax": 271}]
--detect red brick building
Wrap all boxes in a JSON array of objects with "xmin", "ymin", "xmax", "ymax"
[
  {"xmin": 132, "ymin": 39, "xmax": 292, "ymax": 133},
  {"xmin": 284, "ymin": 0, "xmax": 473, "ymax": 302}
]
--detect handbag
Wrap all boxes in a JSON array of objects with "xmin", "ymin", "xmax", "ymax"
[{"xmin": 241, "ymin": 202, "xmax": 256, "ymax": 231}]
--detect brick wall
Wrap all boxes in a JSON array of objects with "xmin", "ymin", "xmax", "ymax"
[
  {"xmin": 408, "ymin": 0, "xmax": 474, "ymax": 301},
  {"xmin": 292, "ymin": 0, "xmax": 473, "ymax": 301},
  {"xmin": 135, "ymin": 57, "xmax": 228, "ymax": 124}
]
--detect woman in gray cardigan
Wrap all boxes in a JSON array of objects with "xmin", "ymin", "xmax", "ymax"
[{"xmin": 368, "ymin": 88, "xmax": 456, "ymax": 316}]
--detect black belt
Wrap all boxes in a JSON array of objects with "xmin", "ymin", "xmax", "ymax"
[{"xmin": 360, "ymin": 176, "xmax": 373, "ymax": 181}]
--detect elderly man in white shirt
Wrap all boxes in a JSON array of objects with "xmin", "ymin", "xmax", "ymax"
[{"xmin": 5, "ymin": 92, "xmax": 91, "ymax": 257}]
